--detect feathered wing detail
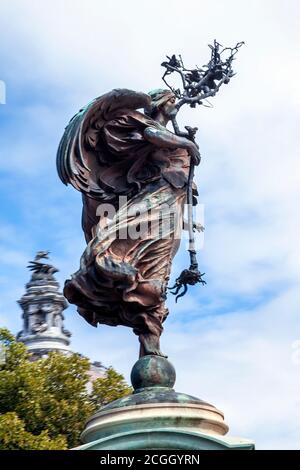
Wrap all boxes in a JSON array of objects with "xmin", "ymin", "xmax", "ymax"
[{"xmin": 56, "ymin": 89, "xmax": 152, "ymax": 201}]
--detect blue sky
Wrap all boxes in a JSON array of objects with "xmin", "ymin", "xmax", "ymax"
[{"xmin": 0, "ymin": 0, "xmax": 300, "ymax": 449}]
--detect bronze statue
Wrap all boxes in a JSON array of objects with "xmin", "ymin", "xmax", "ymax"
[{"xmin": 57, "ymin": 41, "xmax": 243, "ymax": 358}]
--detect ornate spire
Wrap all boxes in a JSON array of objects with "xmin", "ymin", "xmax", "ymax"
[{"xmin": 17, "ymin": 251, "xmax": 72, "ymax": 357}]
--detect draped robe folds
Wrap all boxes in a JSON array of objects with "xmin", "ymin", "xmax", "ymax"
[{"xmin": 63, "ymin": 109, "xmax": 192, "ymax": 344}]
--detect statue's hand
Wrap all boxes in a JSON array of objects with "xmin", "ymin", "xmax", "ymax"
[
  {"xmin": 183, "ymin": 220, "xmax": 205, "ymax": 232},
  {"xmin": 187, "ymin": 141, "xmax": 201, "ymax": 166},
  {"xmin": 193, "ymin": 222, "xmax": 205, "ymax": 233}
]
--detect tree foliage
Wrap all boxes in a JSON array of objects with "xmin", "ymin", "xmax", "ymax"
[{"xmin": 0, "ymin": 328, "xmax": 131, "ymax": 450}]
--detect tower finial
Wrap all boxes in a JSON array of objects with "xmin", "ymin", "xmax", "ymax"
[{"xmin": 17, "ymin": 251, "xmax": 71, "ymax": 357}]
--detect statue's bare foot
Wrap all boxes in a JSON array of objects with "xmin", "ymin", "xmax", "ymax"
[{"xmin": 139, "ymin": 333, "xmax": 168, "ymax": 358}]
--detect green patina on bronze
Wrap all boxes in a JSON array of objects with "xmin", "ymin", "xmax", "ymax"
[
  {"xmin": 131, "ymin": 355, "xmax": 176, "ymax": 391},
  {"xmin": 102, "ymin": 355, "xmax": 210, "ymax": 411},
  {"xmin": 101, "ymin": 388, "xmax": 210, "ymax": 411},
  {"xmin": 76, "ymin": 355, "xmax": 254, "ymax": 450}
]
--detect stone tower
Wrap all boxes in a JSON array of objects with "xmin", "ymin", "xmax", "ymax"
[{"xmin": 17, "ymin": 251, "xmax": 72, "ymax": 357}]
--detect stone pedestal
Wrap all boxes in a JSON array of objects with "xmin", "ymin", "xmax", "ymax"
[{"xmin": 75, "ymin": 356, "xmax": 254, "ymax": 450}]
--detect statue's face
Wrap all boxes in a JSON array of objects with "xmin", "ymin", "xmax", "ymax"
[{"xmin": 161, "ymin": 95, "xmax": 177, "ymax": 119}]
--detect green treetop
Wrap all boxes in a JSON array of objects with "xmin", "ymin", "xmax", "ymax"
[{"xmin": 0, "ymin": 328, "xmax": 131, "ymax": 450}]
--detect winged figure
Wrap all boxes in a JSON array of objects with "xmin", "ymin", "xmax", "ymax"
[{"xmin": 57, "ymin": 88, "xmax": 200, "ymax": 357}]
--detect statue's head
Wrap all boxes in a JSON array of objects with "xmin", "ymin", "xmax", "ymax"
[{"xmin": 145, "ymin": 89, "xmax": 177, "ymax": 120}]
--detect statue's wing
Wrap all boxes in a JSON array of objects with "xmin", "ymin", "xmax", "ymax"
[{"xmin": 56, "ymin": 89, "xmax": 151, "ymax": 200}]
